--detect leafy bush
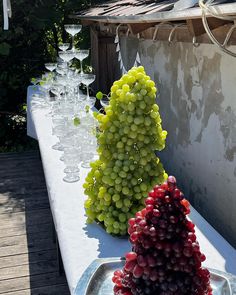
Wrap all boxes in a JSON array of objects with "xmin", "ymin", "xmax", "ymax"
[{"xmin": 0, "ymin": 0, "xmax": 102, "ymax": 152}]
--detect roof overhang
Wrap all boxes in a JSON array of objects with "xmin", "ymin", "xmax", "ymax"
[{"xmin": 72, "ymin": 3, "xmax": 236, "ymax": 24}]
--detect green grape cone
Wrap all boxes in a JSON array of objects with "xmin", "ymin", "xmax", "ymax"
[{"xmin": 83, "ymin": 66, "xmax": 168, "ymax": 235}]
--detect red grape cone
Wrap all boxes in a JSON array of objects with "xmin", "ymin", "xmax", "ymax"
[{"xmin": 112, "ymin": 176, "xmax": 212, "ymax": 295}]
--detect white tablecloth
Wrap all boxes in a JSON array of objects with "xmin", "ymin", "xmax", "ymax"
[
  {"xmin": 27, "ymin": 86, "xmax": 236, "ymax": 294},
  {"xmin": 27, "ymin": 85, "xmax": 42, "ymax": 139}
]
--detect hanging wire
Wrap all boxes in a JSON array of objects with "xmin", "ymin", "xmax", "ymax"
[
  {"xmin": 152, "ymin": 22, "xmax": 174, "ymax": 41},
  {"xmin": 168, "ymin": 23, "xmax": 186, "ymax": 45},
  {"xmin": 199, "ymin": 0, "xmax": 236, "ymax": 57},
  {"xmin": 199, "ymin": 0, "xmax": 235, "ymax": 21}
]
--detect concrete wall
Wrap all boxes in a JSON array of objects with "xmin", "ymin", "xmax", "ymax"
[{"xmin": 120, "ymin": 37, "xmax": 236, "ymax": 248}]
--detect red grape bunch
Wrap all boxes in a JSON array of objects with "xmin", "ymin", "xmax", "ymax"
[{"xmin": 112, "ymin": 176, "xmax": 212, "ymax": 295}]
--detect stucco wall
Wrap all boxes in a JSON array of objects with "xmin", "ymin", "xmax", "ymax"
[{"xmin": 120, "ymin": 37, "xmax": 236, "ymax": 248}]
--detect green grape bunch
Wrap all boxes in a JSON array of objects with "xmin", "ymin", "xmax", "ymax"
[{"xmin": 83, "ymin": 66, "xmax": 168, "ymax": 235}]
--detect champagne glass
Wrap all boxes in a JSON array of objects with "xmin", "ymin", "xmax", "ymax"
[
  {"xmin": 64, "ymin": 24, "xmax": 82, "ymax": 50},
  {"xmin": 52, "ymin": 125, "xmax": 67, "ymax": 151},
  {"xmin": 45, "ymin": 63, "xmax": 57, "ymax": 72},
  {"xmin": 31, "ymin": 93, "xmax": 47, "ymax": 110},
  {"xmin": 58, "ymin": 50, "xmax": 75, "ymax": 80},
  {"xmin": 74, "ymin": 49, "xmax": 89, "ymax": 74},
  {"xmin": 58, "ymin": 50, "xmax": 75, "ymax": 63},
  {"xmin": 100, "ymin": 97, "xmax": 110, "ymax": 108},
  {"xmin": 81, "ymin": 73, "xmax": 95, "ymax": 101},
  {"xmin": 62, "ymin": 142, "xmax": 81, "ymax": 183},
  {"xmin": 58, "ymin": 43, "xmax": 70, "ymax": 51}
]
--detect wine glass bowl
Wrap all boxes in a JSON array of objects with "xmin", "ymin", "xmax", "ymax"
[
  {"xmin": 59, "ymin": 43, "xmax": 70, "ymax": 51},
  {"xmin": 64, "ymin": 24, "xmax": 82, "ymax": 36},
  {"xmin": 75, "ymin": 49, "xmax": 89, "ymax": 74},
  {"xmin": 75, "ymin": 49, "xmax": 89, "ymax": 61},
  {"xmin": 58, "ymin": 50, "xmax": 75, "ymax": 63},
  {"xmin": 80, "ymin": 73, "xmax": 95, "ymax": 87},
  {"xmin": 45, "ymin": 63, "xmax": 57, "ymax": 72},
  {"xmin": 81, "ymin": 73, "xmax": 96, "ymax": 102},
  {"xmin": 65, "ymin": 24, "xmax": 82, "ymax": 50},
  {"xmin": 100, "ymin": 98, "xmax": 110, "ymax": 108}
]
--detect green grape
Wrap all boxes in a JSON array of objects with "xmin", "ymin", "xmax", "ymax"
[
  {"xmin": 116, "ymin": 200, "xmax": 123, "ymax": 208},
  {"xmin": 118, "ymin": 213, "xmax": 126, "ymax": 222},
  {"xmin": 122, "ymin": 187, "xmax": 130, "ymax": 195},
  {"xmin": 112, "ymin": 194, "xmax": 120, "ymax": 202},
  {"xmin": 123, "ymin": 199, "xmax": 131, "ymax": 207},
  {"xmin": 127, "ymin": 115, "xmax": 133, "ymax": 123},
  {"xmin": 83, "ymin": 66, "xmax": 167, "ymax": 235},
  {"xmin": 140, "ymin": 182, "xmax": 148, "ymax": 192}
]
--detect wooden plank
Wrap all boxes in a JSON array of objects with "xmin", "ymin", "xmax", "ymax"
[
  {"xmin": 99, "ymin": 36, "xmax": 115, "ymax": 44},
  {"xmin": 0, "ymin": 151, "xmax": 40, "ymax": 159},
  {"xmin": 0, "ymin": 229, "xmax": 53, "ymax": 248},
  {"xmin": 0, "ymin": 181, "xmax": 46, "ymax": 194},
  {"xmin": 98, "ymin": 39, "xmax": 109, "ymax": 93},
  {"xmin": 0, "ymin": 209, "xmax": 52, "ymax": 230},
  {"xmin": 0, "ymin": 249, "xmax": 56, "ymax": 269},
  {"xmin": 106, "ymin": 42, "xmax": 120, "ymax": 91},
  {"xmin": 128, "ymin": 23, "xmax": 156, "ymax": 34},
  {"xmin": 0, "ymin": 273, "xmax": 68, "ymax": 294},
  {"xmin": 0, "ymin": 222, "xmax": 52, "ymax": 239},
  {"xmin": 91, "ymin": 26, "xmax": 100, "ymax": 94},
  {"xmin": 3, "ymin": 284, "xmax": 69, "ymax": 295},
  {"xmin": 0, "ymin": 151, "xmax": 70, "ymax": 294},
  {"xmin": 0, "ymin": 237, "xmax": 55, "ymax": 257},
  {"xmin": 113, "ymin": 22, "xmax": 236, "ymax": 45},
  {"xmin": 0, "ymin": 175, "xmax": 45, "ymax": 183},
  {"xmin": 0, "ymin": 190, "xmax": 47, "ymax": 202},
  {"xmin": 187, "ymin": 18, "xmax": 232, "ymax": 37},
  {"xmin": 0, "ymin": 190, "xmax": 48, "ymax": 204},
  {"xmin": 0, "ymin": 169, "xmax": 44, "ymax": 178},
  {"xmin": 0, "ymin": 163, "xmax": 42, "ymax": 172},
  {"xmin": 0, "ymin": 260, "xmax": 59, "ymax": 280},
  {"xmin": 0, "ymin": 195, "xmax": 49, "ymax": 215}
]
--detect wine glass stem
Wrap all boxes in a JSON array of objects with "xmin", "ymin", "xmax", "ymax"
[
  {"xmin": 86, "ymin": 86, "xmax": 89, "ymax": 100},
  {"xmin": 80, "ymin": 60, "xmax": 83, "ymax": 74},
  {"xmin": 64, "ymin": 86, "xmax": 67, "ymax": 102},
  {"xmin": 77, "ymin": 86, "xmax": 80, "ymax": 100},
  {"xmin": 72, "ymin": 36, "xmax": 75, "ymax": 50}
]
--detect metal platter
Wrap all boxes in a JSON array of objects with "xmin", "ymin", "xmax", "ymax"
[{"xmin": 74, "ymin": 257, "xmax": 236, "ymax": 295}]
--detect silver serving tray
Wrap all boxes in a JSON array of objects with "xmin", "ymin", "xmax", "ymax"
[{"xmin": 74, "ymin": 258, "xmax": 236, "ymax": 295}]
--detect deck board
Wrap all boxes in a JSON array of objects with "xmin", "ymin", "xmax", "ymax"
[{"xmin": 0, "ymin": 151, "xmax": 70, "ymax": 295}]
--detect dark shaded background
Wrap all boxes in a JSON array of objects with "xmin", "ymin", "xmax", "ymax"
[{"xmin": 0, "ymin": 0, "xmax": 103, "ymax": 152}]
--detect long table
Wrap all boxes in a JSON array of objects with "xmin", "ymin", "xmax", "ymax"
[{"xmin": 27, "ymin": 86, "xmax": 236, "ymax": 294}]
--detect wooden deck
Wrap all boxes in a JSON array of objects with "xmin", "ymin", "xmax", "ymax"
[{"xmin": 0, "ymin": 151, "xmax": 70, "ymax": 295}]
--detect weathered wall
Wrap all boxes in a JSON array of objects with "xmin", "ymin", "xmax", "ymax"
[{"xmin": 120, "ymin": 37, "xmax": 236, "ymax": 248}]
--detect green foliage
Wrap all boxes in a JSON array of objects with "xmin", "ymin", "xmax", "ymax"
[{"xmin": 0, "ymin": 0, "xmax": 104, "ymax": 152}]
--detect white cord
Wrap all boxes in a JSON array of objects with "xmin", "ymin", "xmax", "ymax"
[
  {"xmin": 199, "ymin": 0, "xmax": 235, "ymax": 21},
  {"xmin": 199, "ymin": 0, "xmax": 236, "ymax": 58}
]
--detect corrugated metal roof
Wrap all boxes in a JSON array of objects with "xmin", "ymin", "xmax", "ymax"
[
  {"xmin": 73, "ymin": 0, "xmax": 236, "ymax": 23},
  {"xmin": 78, "ymin": 0, "xmax": 177, "ymax": 17}
]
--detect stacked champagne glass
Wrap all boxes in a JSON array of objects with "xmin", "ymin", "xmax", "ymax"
[{"xmin": 31, "ymin": 24, "xmax": 98, "ymax": 183}]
